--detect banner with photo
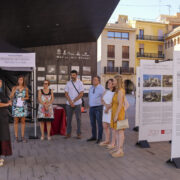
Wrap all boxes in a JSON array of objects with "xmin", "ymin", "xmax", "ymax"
[
  {"xmin": 171, "ymin": 47, "xmax": 180, "ymax": 160},
  {"xmin": 139, "ymin": 60, "xmax": 173, "ymax": 142},
  {"xmin": 135, "ymin": 67, "xmax": 140, "ymax": 128},
  {"xmin": 0, "ymin": 53, "xmax": 35, "ymax": 68}
]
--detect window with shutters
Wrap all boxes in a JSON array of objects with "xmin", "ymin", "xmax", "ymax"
[
  {"xmin": 139, "ymin": 44, "xmax": 144, "ymax": 55},
  {"xmin": 122, "ymin": 46, "xmax": 129, "ymax": 59},
  {"xmin": 107, "ymin": 45, "xmax": 115, "ymax": 58},
  {"xmin": 158, "ymin": 45, "xmax": 163, "ymax": 57}
]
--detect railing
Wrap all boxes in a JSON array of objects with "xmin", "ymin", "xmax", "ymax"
[
  {"xmin": 136, "ymin": 35, "xmax": 164, "ymax": 41},
  {"xmin": 104, "ymin": 67, "xmax": 119, "ymax": 74},
  {"xmin": 120, "ymin": 67, "xmax": 134, "ymax": 74},
  {"xmin": 137, "ymin": 52, "xmax": 164, "ymax": 58}
]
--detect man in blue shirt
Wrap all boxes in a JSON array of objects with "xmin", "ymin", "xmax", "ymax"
[{"xmin": 87, "ymin": 76, "xmax": 105, "ymax": 144}]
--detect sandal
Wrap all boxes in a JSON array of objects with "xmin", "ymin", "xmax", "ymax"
[
  {"xmin": 0, "ymin": 161, "xmax": 3, "ymax": 167},
  {"xmin": 47, "ymin": 136, "xmax": 51, "ymax": 141},
  {"xmin": 106, "ymin": 144, "xmax": 115, "ymax": 149},
  {"xmin": 99, "ymin": 141, "xmax": 109, "ymax": 146},
  {"xmin": 112, "ymin": 151, "xmax": 124, "ymax": 158},
  {"xmin": 22, "ymin": 137, "xmax": 27, "ymax": 143},
  {"xmin": 15, "ymin": 137, "xmax": 19, "ymax": 142},
  {"xmin": 40, "ymin": 136, "xmax": 44, "ymax": 140},
  {"xmin": 0, "ymin": 159, "xmax": 4, "ymax": 163}
]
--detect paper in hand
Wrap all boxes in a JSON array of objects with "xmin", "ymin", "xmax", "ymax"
[{"xmin": 16, "ymin": 98, "xmax": 24, "ymax": 107}]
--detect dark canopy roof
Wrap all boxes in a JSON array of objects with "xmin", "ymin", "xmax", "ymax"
[
  {"xmin": 0, "ymin": 0, "xmax": 120, "ymax": 48},
  {"xmin": 0, "ymin": 40, "xmax": 27, "ymax": 53}
]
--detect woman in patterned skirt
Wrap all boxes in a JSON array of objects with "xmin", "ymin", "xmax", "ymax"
[
  {"xmin": 0, "ymin": 79, "xmax": 12, "ymax": 167},
  {"xmin": 37, "ymin": 80, "xmax": 54, "ymax": 140},
  {"xmin": 10, "ymin": 76, "xmax": 29, "ymax": 143}
]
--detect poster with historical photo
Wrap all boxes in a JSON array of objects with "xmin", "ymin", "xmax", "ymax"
[
  {"xmin": 71, "ymin": 66, "xmax": 79, "ymax": 73},
  {"xmin": 50, "ymin": 84, "xmax": 58, "ymax": 93},
  {"xmin": 143, "ymin": 75, "xmax": 161, "ymax": 87},
  {"xmin": 162, "ymin": 90, "xmax": 173, "ymax": 102},
  {"xmin": 163, "ymin": 75, "xmax": 173, "ymax": 87},
  {"xmin": 84, "ymin": 85, "xmax": 91, "ymax": 93},
  {"xmin": 38, "ymin": 67, "xmax": 45, "ymax": 72},
  {"xmin": 58, "ymin": 85, "xmax": 66, "ymax": 93},
  {"xmin": 37, "ymin": 77, "xmax": 45, "ymax": 82},
  {"xmin": 82, "ymin": 76, "xmax": 91, "ymax": 84},
  {"xmin": 139, "ymin": 60, "xmax": 173, "ymax": 143},
  {"xmin": 47, "ymin": 65, "xmax": 56, "ymax": 74},
  {"xmin": 58, "ymin": 75, "xmax": 69, "ymax": 84},
  {"xmin": 46, "ymin": 75, "xmax": 57, "ymax": 83},
  {"xmin": 37, "ymin": 86, "xmax": 43, "ymax": 90},
  {"xmin": 59, "ymin": 66, "xmax": 68, "ymax": 74},
  {"xmin": 83, "ymin": 66, "xmax": 91, "ymax": 75},
  {"xmin": 143, "ymin": 90, "xmax": 161, "ymax": 102}
]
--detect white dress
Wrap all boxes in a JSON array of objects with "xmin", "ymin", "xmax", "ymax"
[{"xmin": 102, "ymin": 90, "xmax": 114, "ymax": 123}]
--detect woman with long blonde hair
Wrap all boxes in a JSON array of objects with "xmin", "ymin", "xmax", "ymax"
[{"xmin": 107, "ymin": 75, "xmax": 126, "ymax": 157}]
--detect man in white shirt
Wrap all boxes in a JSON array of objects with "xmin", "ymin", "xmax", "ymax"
[{"xmin": 64, "ymin": 70, "xmax": 84, "ymax": 139}]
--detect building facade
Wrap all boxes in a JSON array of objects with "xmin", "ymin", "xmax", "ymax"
[
  {"xmin": 129, "ymin": 20, "xmax": 168, "ymax": 68},
  {"xmin": 97, "ymin": 15, "xmax": 136, "ymax": 93},
  {"xmin": 27, "ymin": 42, "xmax": 97, "ymax": 99},
  {"xmin": 165, "ymin": 26, "xmax": 180, "ymax": 60}
]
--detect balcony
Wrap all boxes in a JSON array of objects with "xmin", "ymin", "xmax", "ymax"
[
  {"xmin": 120, "ymin": 67, "xmax": 134, "ymax": 75},
  {"xmin": 104, "ymin": 66, "xmax": 119, "ymax": 74},
  {"xmin": 136, "ymin": 35, "xmax": 164, "ymax": 41},
  {"xmin": 137, "ymin": 52, "xmax": 164, "ymax": 59}
]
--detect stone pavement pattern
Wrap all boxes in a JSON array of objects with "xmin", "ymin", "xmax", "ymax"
[{"xmin": 0, "ymin": 95, "xmax": 180, "ymax": 180}]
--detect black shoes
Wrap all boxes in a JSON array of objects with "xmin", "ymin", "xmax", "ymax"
[
  {"xmin": 87, "ymin": 137, "xmax": 96, "ymax": 142},
  {"xmin": 96, "ymin": 139, "xmax": 102, "ymax": 144}
]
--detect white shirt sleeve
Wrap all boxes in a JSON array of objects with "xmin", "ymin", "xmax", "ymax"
[
  {"xmin": 79, "ymin": 81, "xmax": 84, "ymax": 92},
  {"xmin": 64, "ymin": 82, "xmax": 69, "ymax": 93}
]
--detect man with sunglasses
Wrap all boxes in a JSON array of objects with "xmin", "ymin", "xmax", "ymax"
[
  {"xmin": 64, "ymin": 70, "xmax": 84, "ymax": 139},
  {"xmin": 87, "ymin": 76, "xmax": 105, "ymax": 144}
]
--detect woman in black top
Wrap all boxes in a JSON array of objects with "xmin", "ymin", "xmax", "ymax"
[{"xmin": 0, "ymin": 79, "xmax": 12, "ymax": 167}]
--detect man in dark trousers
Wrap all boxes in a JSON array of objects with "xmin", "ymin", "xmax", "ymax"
[
  {"xmin": 87, "ymin": 76, "xmax": 105, "ymax": 144},
  {"xmin": 65, "ymin": 70, "xmax": 84, "ymax": 139}
]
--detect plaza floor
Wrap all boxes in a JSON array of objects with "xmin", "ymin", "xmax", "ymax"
[{"xmin": 0, "ymin": 95, "xmax": 180, "ymax": 180}]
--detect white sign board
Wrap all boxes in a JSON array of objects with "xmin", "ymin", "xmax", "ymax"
[
  {"xmin": 135, "ymin": 67, "xmax": 140, "ymax": 127},
  {"xmin": 171, "ymin": 47, "xmax": 180, "ymax": 159},
  {"xmin": 139, "ymin": 60, "xmax": 173, "ymax": 142},
  {"xmin": 0, "ymin": 53, "xmax": 35, "ymax": 67}
]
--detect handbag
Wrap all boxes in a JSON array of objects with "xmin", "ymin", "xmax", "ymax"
[
  {"xmin": 117, "ymin": 119, "xmax": 129, "ymax": 130},
  {"xmin": 116, "ymin": 112, "xmax": 129, "ymax": 130},
  {"xmin": 71, "ymin": 81, "xmax": 85, "ymax": 107}
]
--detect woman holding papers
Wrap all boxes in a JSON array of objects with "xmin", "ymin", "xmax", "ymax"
[
  {"xmin": 0, "ymin": 79, "xmax": 12, "ymax": 167},
  {"xmin": 10, "ymin": 76, "xmax": 29, "ymax": 143}
]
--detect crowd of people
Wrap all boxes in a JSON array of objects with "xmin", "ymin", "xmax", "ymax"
[{"xmin": 0, "ymin": 70, "xmax": 129, "ymax": 166}]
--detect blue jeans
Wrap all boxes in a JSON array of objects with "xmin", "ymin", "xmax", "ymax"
[{"xmin": 89, "ymin": 106, "xmax": 103, "ymax": 140}]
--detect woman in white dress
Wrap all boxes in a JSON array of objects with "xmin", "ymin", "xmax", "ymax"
[{"xmin": 99, "ymin": 79, "xmax": 114, "ymax": 146}]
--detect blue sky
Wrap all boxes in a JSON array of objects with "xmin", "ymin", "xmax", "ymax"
[{"xmin": 109, "ymin": 0, "xmax": 180, "ymax": 22}]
